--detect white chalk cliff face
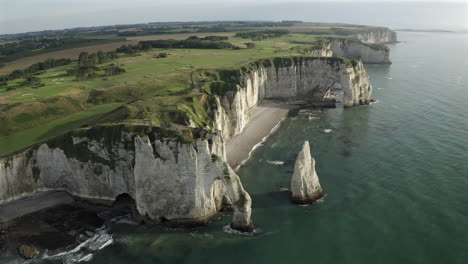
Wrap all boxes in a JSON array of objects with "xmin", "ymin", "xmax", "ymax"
[
  {"xmin": 0, "ymin": 56, "xmax": 374, "ymax": 231},
  {"xmin": 330, "ymin": 39, "xmax": 391, "ymax": 64},
  {"xmin": 291, "ymin": 141, "xmax": 324, "ymax": 204},
  {"xmin": 352, "ymin": 28, "xmax": 397, "ymax": 44},
  {"xmin": 213, "ymin": 58, "xmax": 372, "ymax": 141},
  {"xmin": 0, "ymin": 127, "xmax": 252, "ymax": 231}
]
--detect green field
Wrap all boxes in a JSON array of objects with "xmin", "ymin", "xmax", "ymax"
[
  {"xmin": 0, "ymin": 24, "xmax": 389, "ymax": 156},
  {"xmin": 0, "ymin": 37, "xmax": 125, "ymax": 64}
]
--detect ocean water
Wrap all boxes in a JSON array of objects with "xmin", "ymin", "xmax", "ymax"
[{"xmin": 39, "ymin": 31, "xmax": 468, "ymax": 264}]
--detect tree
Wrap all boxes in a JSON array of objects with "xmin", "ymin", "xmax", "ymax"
[
  {"xmin": 107, "ymin": 52, "xmax": 118, "ymax": 59},
  {"xmin": 97, "ymin": 51, "xmax": 107, "ymax": 64},
  {"xmin": 22, "ymin": 76, "xmax": 43, "ymax": 88},
  {"xmin": 154, "ymin": 53, "xmax": 168, "ymax": 58},
  {"xmin": 78, "ymin": 52, "xmax": 89, "ymax": 67},
  {"xmin": 76, "ymin": 65, "xmax": 99, "ymax": 80},
  {"xmin": 104, "ymin": 64, "xmax": 126, "ymax": 76},
  {"xmin": 88, "ymin": 53, "xmax": 98, "ymax": 66},
  {"xmin": 245, "ymin": 42, "xmax": 256, "ymax": 49},
  {"xmin": 66, "ymin": 68, "xmax": 77, "ymax": 76}
]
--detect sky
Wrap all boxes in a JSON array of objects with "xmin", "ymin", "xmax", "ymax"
[{"xmin": 0, "ymin": 0, "xmax": 467, "ymax": 34}]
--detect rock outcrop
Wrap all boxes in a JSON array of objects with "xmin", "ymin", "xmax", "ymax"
[
  {"xmin": 330, "ymin": 38, "xmax": 391, "ymax": 64},
  {"xmin": 210, "ymin": 57, "xmax": 372, "ymax": 141},
  {"xmin": 231, "ymin": 184, "xmax": 254, "ymax": 232},
  {"xmin": 291, "ymin": 141, "xmax": 324, "ymax": 204},
  {"xmin": 352, "ymin": 28, "xmax": 397, "ymax": 44},
  {"xmin": 0, "ymin": 56, "xmax": 373, "ymax": 232},
  {"xmin": 17, "ymin": 245, "xmax": 39, "ymax": 260},
  {"xmin": 0, "ymin": 126, "xmax": 253, "ymax": 232}
]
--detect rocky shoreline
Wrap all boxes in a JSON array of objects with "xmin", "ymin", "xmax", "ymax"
[
  {"xmin": 0, "ymin": 28, "xmax": 398, "ymax": 259},
  {"xmin": 0, "ymin": 194, "xmax": 134, "ymax": 261}
]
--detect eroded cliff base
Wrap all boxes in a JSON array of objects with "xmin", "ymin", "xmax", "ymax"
[
  {"xmin": 0, "ymin": 196, "xmax": 129, "ymax": 260},
  {"xmin": 291, "ymin": 191, "xmax": 325, "ymax": 205}
]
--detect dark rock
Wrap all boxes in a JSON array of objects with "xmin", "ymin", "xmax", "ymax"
[
  {"xmin": 23, "ymin": 231, "xmax": 76, "ymax": 250},
  {"xmin": 17, "ymin": 244, "xmax": 39, "ymax": 260}
]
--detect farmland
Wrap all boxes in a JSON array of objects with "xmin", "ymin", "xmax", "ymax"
[{"xmin": 0, "ymin": 21, "xmax": 388, "ymax": 156}]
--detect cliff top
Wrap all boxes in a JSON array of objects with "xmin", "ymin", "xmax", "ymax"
[{"xmin": 0, "ymin": 22, "xmax": 395, "ymax": 156}]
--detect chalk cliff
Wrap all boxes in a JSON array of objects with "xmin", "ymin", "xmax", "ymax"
[
  {"xmin": 208, "ymin": 57, "xmax": 372, "ymax": 141},
  {"xmin": 329, "ymin": 38, "xmax": 391, "ymax": 64},
  {"xmin": 0, "ymin": 56, "xmax": 373, "ymax": 231},
  {"xmin": 291, "ymin": 141, "xmax": 324, "ymax": 204},
  {"xmin": 0, "ymin": 126, "xmax": 252, "ymax": 230},
  {"xmin": 352, "ymin": 28, "xmax": 397, "ymax": 44}
]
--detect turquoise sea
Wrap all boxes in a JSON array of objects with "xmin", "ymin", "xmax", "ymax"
[{"xmin": 42, "ymin": 31, "xmax": 468, "ymax": 264}]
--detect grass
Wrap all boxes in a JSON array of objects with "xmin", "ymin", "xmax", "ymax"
[
  {"xmin": 0, "ymin": 102, "xmax": 123, "ymax": 156},
  {"xmin": 0, "ymin": 37, "xmax": 125, "ymax": 64},
  {"xmin": 0, "ymin": 26, "xmax": 392, "ymax": 155}
]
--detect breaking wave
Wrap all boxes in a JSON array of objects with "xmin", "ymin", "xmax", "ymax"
[
  {"xmin": 40, "ymin": 227, "xmax": 113, "ymax": 264},
  {"xmin": 266, "ymin": 160, "xmax": 284, "ymax": 165}
]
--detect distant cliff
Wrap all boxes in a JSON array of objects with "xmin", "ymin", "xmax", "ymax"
[
  {"xmin": 292, "ymin": 36, "xmax": 394, "ymax": 64},
  {"xmin": 329, "ymin": 38, "xmax": 391, "ymax": 64},
  {"xmin": 351, "ymin": 27, "xmax": 398, "ymax": 44},
  {"xmin": 201, "ymin": 57, "xmax": 372, "ymax": 141}
]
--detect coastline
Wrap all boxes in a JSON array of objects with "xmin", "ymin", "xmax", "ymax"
[
  {"xmin": 0, "ymin": 103, "xmax": 295, "ymax": 224},
  {"xmin": 226, "ymin": 102, "xmax": 297, "ymax": 171}
]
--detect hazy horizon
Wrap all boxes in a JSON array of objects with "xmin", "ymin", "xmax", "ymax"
[{"xmin": 0, "ymin": 0, "xmax": 467, "ymax": 35}]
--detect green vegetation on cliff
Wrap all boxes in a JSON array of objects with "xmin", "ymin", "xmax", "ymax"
[{"xmin": 0, "ymin": 22, "xmax": 392, "ymax": 156}]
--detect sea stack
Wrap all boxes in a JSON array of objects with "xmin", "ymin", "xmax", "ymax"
[
  {"xmin": 231, "ymin": 189, "xmax": 254, "ymax": 232},
  {"xmin": 291, "ymin": 141, "xmax": 324, "ymax": 204}
]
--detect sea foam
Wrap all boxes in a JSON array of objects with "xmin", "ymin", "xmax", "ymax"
[{"xmin": 266, "ymin": 160, "xmax": 284, "ymax": 165}]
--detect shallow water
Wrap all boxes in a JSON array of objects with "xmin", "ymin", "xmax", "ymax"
[{"xmin": 35, "ymin": 31, "xmax": 468, "ymax": 264}]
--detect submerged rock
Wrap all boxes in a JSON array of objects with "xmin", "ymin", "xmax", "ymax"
[
  {"xmin": 291, "ymin": 141, "xmax": 324, "ymax": 204},
  {"xmin": 17, "ymin": 244, "xmax": 38, "ymax": 260}
]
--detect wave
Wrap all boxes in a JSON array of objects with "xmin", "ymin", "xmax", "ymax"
[
  {"xmin": 190, "ymin": 232, "xmax": 214, "ymax": 239},
  {"xmin": 266, "ymin": 160, "xmax": 284, "ymax": 165},
  {"xmin": 222, "ymin": 225, "xmax": 260, "ymax": 237},
  {"xmin": 78, "ymin": 254, "xmax": 93, "ymax": 262},
  {"xmin": 316, "ymin": 195, "xmax": 326, "ymax": 203},
  {"xmin": 234, "ymin": 116, "xmax": 287, "ymax": 171},
  {"xmin": 41, "ymin": 227, "xmax": 114, "ymax": 264},
  {"xmin": 111, "ymin": 215, "xmax": 138, "ymax": 226}
]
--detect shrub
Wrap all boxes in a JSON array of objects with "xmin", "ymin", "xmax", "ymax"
[
  {"xmin": 235, "ymin": 30, "xmax": 289, "ymax": 40},
  {"xmin": 138, "ymin": 39, "xmax": 234, "ymax": 50},
  {"xmin": 103, "ymin": 64, "xmax": 126, "ymax": 76},
  {"xmin": 0, "ymin": 58, "xmax": 71, "ymax": 82},
  {"xmin": 154, "ymin": 53, "xmax": 168, "ymax": 58},
  {"xmin": 245, "ymin": 42, "xmax": 256, "ymax": 49},
  {"xmin": 22, "ymin": 76, "xmax": 44, "ymax": 88}
]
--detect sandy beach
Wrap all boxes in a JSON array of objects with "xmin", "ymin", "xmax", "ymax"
[{"xmin": 226, "ymin": 102, "xmax": 296, "ymax": 170}]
